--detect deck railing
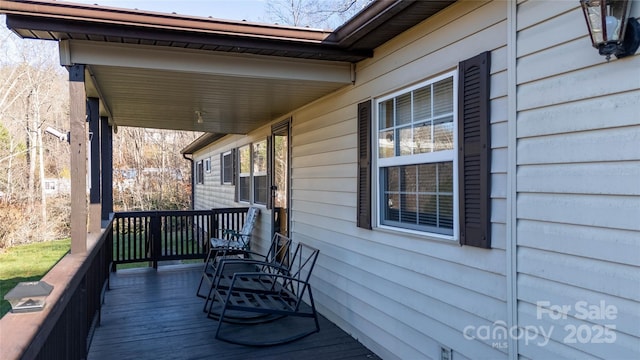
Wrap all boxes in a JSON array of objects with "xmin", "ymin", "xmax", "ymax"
[
  {"xmin": 0, "ymin": 208, "xmax": 255, "ymax": 360},
  {"xmin": 112, "ymin": 207, "xmax": 250, "ymax": 268},
  {"xmin": 0, "ymin": 221, "xmax": 114, "ymax": 360}
]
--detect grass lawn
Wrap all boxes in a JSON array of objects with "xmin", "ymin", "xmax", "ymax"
[{"xmin": 0, "ymin": 239, "xmax": 70, "ymax": 318}]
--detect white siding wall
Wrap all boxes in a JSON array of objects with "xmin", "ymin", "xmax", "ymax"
[
  {"xmin": 288, "ymin": 1, "xmax": 509, "ymax": 358},
  {"xmin": 515, "ymin": 1, "xmax": 640, "ymax": 359},
  {"xmin": 191, "ymin": 1, "xmax": 640, "ymax": 358}
]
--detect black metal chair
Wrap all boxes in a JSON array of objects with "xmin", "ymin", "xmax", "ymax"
[
  {"xmin": 212, "ymin": 242, "xmax": 320, "ymax": 346},
  {"xmin": 210, "ymin": 206, "xmax": 260, "ymax": 250},
  {"xmin": 196, "ymin": 207, "xmax": 260, "ymax": 299}
]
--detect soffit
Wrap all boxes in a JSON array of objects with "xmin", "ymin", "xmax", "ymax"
[{"xmin": 73, "ymin": 40, "xmax": 352, "ymax": 133}]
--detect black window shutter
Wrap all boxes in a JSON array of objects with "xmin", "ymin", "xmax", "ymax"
[
  {"xmin": 357, "ymin": 100, "xmax": 372, "ymax": 229},
  {"xmin": 231, "ymin": 148, "xmax": 236, "ymax": 186},
  {"xmin": 458, "ymin": 51, "xmax": 491, "ymax": 248},
  {"xmin": 233, "ymin": 148, "xmax": 239, "ymax": 202},
  {"xmin": 220, "ymin": 152, "xmax": 224, "ymax": 185}
]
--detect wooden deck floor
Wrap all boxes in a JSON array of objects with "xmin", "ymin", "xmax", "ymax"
[{"xmin": 88, "ymin": 264, "xmax": 379, "ymax": 360}]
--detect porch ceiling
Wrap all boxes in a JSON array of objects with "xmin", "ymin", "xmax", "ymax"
[
  {"xmin": 73, "ymin": 40, "xmax": 352, "ymax": 133},
  {"xmin": 84, "ymin": 63, "xmax": 348, "ymax": 134},
  {"xmin": 1, "ymin": 0, "xmax": 457, "ymax": 135}
]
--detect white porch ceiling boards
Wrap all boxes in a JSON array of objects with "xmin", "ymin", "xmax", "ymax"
[{"xmin": 61, "ymin": 40, "xmax": 352, "ymax": 133}]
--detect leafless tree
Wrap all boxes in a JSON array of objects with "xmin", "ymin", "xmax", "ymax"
[
  {"xmin": 111, "ymin": 127, "xmax": 198, "ymax": 212},
  {"xmin": 0, "ymin": 25, "xmax": 69, "ymax": 246},
  {"xmin": 265, "ymin": 0, "xmax": 372, "ymax": 29}
]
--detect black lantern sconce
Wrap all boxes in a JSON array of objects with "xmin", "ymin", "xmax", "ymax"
[{"xmin": 580, "ymin": 0, "xmax": 640, "ymax": 60}]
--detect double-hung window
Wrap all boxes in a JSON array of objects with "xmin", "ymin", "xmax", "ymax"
[
  {"xmin": 253, "ymin": 140, "xmax": 268, "ymax": 204},
  {"xmin": 195, "ymin": 160, "xmax": 204, "ymax": 185},
  {"xmin": 376, "ymin": 71, "xmax": 457, "ymax": 237},
  {"xmin": 238, "ymin": 145, "xmax": 251, "ymax": 202},
  {"xmin": 237, "ymin": 140, "xmax": 268, "ymax": 204},
  {"xmin": 359, "ymin": 52, "xmax": 491, "ymax": 248}
]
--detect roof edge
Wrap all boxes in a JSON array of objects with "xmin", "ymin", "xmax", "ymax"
[
  {"xmin": 181, "ymin": 133, "xmax": 225, "ymax": 155},
  {"xmin": 0, "ymin": 0, "xmax": 334, "ymax": 43}
]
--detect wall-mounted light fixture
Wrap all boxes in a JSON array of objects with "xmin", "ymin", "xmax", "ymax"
[
  {"xmin": 580, "ymin": 0, "xmax": 640, "ymax": 60},
  {"xmin": 195, "ymin": 110, "xmax": 204, "ymax": 124},
  {"xmin": 44, "ymin": 126, "xmax": 69, "ymax": 142}
]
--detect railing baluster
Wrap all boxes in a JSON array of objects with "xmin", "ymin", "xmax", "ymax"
[
  {"xmin": 111, "ymin": 208, "xmax": 248, "ymax": 266},
  {"xmin": 127, "ymin": 216, "xmax": 132, "ymax": 262}
]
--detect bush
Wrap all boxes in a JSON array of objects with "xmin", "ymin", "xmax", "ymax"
[
  {"xmin": 0, "ymin": 196, "xmax": 70, "ymax": 249},
  {"xmin": 0, "ymin": 204, "xmax": 22, "ymax": 249}
]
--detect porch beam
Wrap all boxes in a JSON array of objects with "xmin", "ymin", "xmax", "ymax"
[
  {"xmin": 60, "ymin": 40, "xmax": 353, "ymax": 84},
  {"xmin": 69, "ymin": 64, "xmax": 87, "ymax": 254},
  {"xmin": 88, "ymin": 97, "xmax": 101, "ymax": 233}
]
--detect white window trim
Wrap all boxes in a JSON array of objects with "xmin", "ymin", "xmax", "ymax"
[
  {"xmin": 204, "ymin": 157, "xmax": 211, "ymax": 173},
  {"xmin": 373, "ymin": 70, "xmax": 460, "ymax": 241}
]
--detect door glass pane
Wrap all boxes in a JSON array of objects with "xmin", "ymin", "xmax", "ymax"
[{"xmin": 273, "ymin": 135, "xmax": 287, "ymax": 208}]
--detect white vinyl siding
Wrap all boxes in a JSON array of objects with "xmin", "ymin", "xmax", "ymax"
[
  {"xmin": 190, "ymin": 1, "xmax": 639, "ymax": 359},
  {"xmin": 290, "ymin": 1, "xmax": 509, "ymax": 358},
  {"xmin": 515, "ymin": 1, "xmax": 640, "ymax": 359}
]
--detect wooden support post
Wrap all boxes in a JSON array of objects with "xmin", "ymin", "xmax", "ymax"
[
  {"xmin": 69, "ymin": 65, "xmax": 87, "ymax": 254},
  {"xmin": 88, "ymin": 97, "xmax": 101, "ymax": 233},
  {"xmin": 100, "ymin": 116, "xmax": 113, "ymax": 224}
]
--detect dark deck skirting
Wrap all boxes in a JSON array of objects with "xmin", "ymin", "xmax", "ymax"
[{"xmin": 88, "ymin": 264, "xmax": 379, "ymax": 360}]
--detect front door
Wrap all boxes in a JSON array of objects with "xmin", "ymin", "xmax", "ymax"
[{"xmin": 271, "ymin": 119, "xmax": 290, "ymax": 237}]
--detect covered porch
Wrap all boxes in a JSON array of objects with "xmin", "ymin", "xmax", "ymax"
[
  {"xmin": 0, "ymin": 208, "xmax": 379, "ymax": 359},
  {"xmin": 88, "ymin": 264, "xmax": 378, "ymax": 360}
]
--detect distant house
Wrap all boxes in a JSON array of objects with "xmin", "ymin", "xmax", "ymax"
[
  {"xmin": 2, "ymin": 0, "xmax": 638, "ymax": 359},
  {"xmin": 43, "ymin": 178, "xmax": 70, "ymax": 196}
]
